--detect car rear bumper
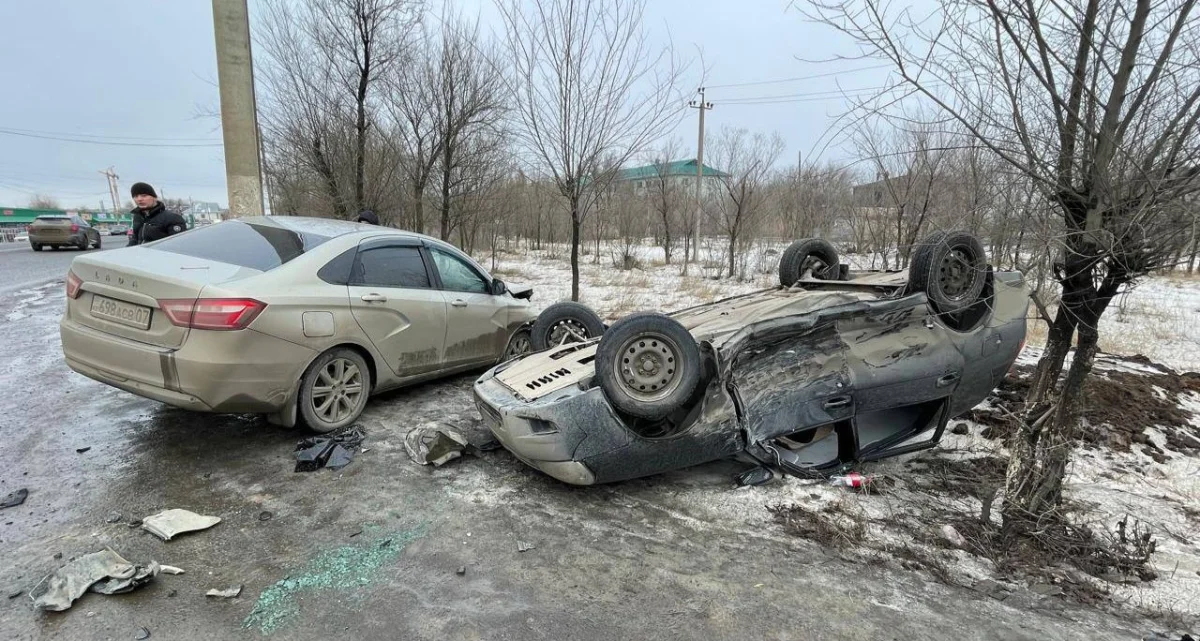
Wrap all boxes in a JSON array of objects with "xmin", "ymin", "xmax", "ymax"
[{"xmin": 61, "ymin": 317, "xmax": 316, "ymax": 414}]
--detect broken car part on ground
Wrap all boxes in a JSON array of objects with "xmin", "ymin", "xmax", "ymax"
[
  {"xmin": 294, "ymin": 425, "xmax": 366, "ymax": 472},
  {"xmin": 475, "ymin": 232, "xmax": 1027, "ymax": 485},
  {"xmin": 30, "ymin": 548, "xmax": 160, "ymax": 612}
]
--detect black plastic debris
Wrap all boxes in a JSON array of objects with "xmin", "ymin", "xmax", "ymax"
[
  {"xmin": 76, "ymin": 447, "xmax": 91, "ymax": 454},
  {"xmin": 258, "ymin": 511, "xmax": 273, "ymax": 522},
  {"xmin": 294, "ymin": 426, "xmax": 366, "ymax": 473},
  {"xmin": 1, "ymin": 488, "xmax": 28, "ymax": 509},
  {"xmin": 456, "ymin": 566, "xmax": 466, "ymax": 576},
  {"xmin": 470, "ymin": 436, "xmax": 504, "ymax": 453},
  {"xmin": 735, "ymin": 466, "xmax": 775, "ymax": 487}
]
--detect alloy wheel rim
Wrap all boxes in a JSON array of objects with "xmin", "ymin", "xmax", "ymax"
[{"xmin": 310, "ymin": 358, "xmax": 364, "ymax": 424}]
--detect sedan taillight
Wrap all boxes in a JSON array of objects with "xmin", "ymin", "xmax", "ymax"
[
  {"xmin": 66, "ymin": 271, "xmax": 83, "ymax": 299},
  {"xmin": 70, "ymin": 224, "xmax": 80, "ymax": 232},
  {"xmin": 159, "ymin": 298, "xmax": 266, "ymax": 331}
]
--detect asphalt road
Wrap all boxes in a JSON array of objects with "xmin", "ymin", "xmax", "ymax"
[
  {"xmin": 0, "ymin": 260, "xmax": 1150, "ymax": 641},
  {"xmin": 0, "ymin": 237, "xmax": 120, "ymax": 295}
]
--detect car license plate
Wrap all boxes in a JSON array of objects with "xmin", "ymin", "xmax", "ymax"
[{"xmin": 90, "ymin": 295, "xmax": 152, "ymax": 330}]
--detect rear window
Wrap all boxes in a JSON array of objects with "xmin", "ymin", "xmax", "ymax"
[
  {"xmin": 151, "ymin": 220, "xmax": 331, "ymax": 271},
  {"xmin": 35, "ymin": 216, "xmax": 69, "ymax": 221}
]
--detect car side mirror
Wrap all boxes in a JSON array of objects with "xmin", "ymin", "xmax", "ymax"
[{"xmin": 490, "ymin": 279, "xmax": 507, "ymax": 296}]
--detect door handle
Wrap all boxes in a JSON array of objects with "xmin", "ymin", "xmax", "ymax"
[
  {"xmin": 360, "ymin": 293, "xmax": 387, "ymax": 303},
  {"xmin": 451, "ymin": 299, "xmax": 467, "ymax": 308},
  {"xmin": 937, "ymin": 372, "xmax": 961, "ymax": 388},
  {"xmin": 823, "ymin": 396, "xmax": 852, "ymax": 410}
]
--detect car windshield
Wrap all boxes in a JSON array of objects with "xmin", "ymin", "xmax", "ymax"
[
  {"xmin": 35, "ymin": 216, "xmax": 69, "ymax": 221},
  {"xmin": 151, "ymin": 220, "xmax": 332, "ymax": 271}
]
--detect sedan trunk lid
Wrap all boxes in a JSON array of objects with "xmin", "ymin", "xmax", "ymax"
[{"xmin": 68, "ymin": 248, "xmax": 263, "ymax": 349}]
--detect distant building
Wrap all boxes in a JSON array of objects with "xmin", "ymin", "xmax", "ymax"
[
  {"xmin": 614, "ymin": 159, "xmax": 728, "ymax": 197},
  {"xmin": 851, "ymin": 175, "xmax": 906, "ymax": 208},
  {"xmin": 185, "ymin": 201, "xmax": 225, "ymax": 223}
]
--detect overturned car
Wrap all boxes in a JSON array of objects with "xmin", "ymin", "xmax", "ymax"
[{"xmin": 473, "ymin": 232, "xmax": 1027, "ymax": 485}]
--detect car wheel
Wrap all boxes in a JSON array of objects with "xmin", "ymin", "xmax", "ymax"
[
  {"xmin": 31, "ymin": 243, "xmax": 42, "ymax": 252},
  {"xmin": 77, "ymin": 236, "xmax": 88, "ymax": 251},
  {"xmin": 298, "ymin": 348, "xmax": 372, "ymax": 434},
  {"xmin": 94, "ymin": 235, "xmax": 102, "ymax": 249},
  {"xmin": 530, "ymin": 302, "xmax": 606, "ymax": 351},
  {"xmin": 595, "ymin": 312, "xmax": 702, "ymax": 420},
  {"xmin": 779, "ymin": 238, "xmax": 839, "ymax": 287},
  {"xmin": 907, "ymin": 230, "xmax": 987, "ymax": 314},
  {"xmin": 501, "ymin": 329, "xmax": 533, "ymax": 362}
]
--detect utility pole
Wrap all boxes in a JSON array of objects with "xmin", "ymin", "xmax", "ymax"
[
  {"xmin": 212, "ymin": 0, "xmax": 264, "ymax": 218},
  {"xmin": 98, "ymin": 167, "xmax": 120, "ymax": 213},
  {"xmin": 687, "ymin": 88, "xmax": 713, "ymax": 272}
]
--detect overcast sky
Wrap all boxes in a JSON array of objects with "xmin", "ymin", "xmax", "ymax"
[{"xmin": 0, "ymin": 0, "xmax": 901, "ymax": 211}]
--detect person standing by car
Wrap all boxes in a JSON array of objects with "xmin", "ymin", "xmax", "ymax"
[{"xmin": 127, "ymin": 182, "xmax": 187, "ymax": 246}]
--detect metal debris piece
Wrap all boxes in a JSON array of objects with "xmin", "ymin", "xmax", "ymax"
[
  {"xmin": 134, "ymin": 626, "xmax": 151, "ymax": 640},
  {"xmin": 456, "ymin": 566, "xmax": 466, "ymax": 576},
  {"xmin": 517, "ymin": 541, "xmax": 535, "ymax": 553},
  {"xmin": 294, "ymin": 426, "xmax": 366, "ymax": 472},
  {"xmin": 159, "ymin": 565, "xmax": 185, "ymax": 575},
  {"xmin": 105, "ymin": 511, "xmax": 124, "ymax": 524},
  {"xmin": 1, "ymin": 488, "xmax": 28, "ymax": 509},
  {"xmin": 141, "ymin": 509, "xmax": 221, "ymax": 541},
  {"xmin": 30, "ymin": 548, "xmax": 158, "ymax": 611},
  {"xmin": 404, "ymin": 427, "xmax": 469, "ymax": 467},
  {"xmin": 91, "ymin": 561, "xmax": 159, "ymax": 595},
  {"xmin": 206, "ymin": 585, "xmax": 242, "ymax": 598}
]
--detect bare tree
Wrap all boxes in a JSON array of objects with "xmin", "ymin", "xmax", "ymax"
[
  {"xmin": 497, "ymin": 0, "xmax": 689, "ymax": 301},
  {"xmin": 256, "ymin": 0, "xmax": 421, "ymax": 219},
  {"xmin": 806, "ymin": 0, "xmax": 1200, "ymax": 531},
  {"xmin": 28, "ymin": 194, "xmax": 60, "ymax": 210},
  {"xmin": 644, "ymin": 138, "xmax": 685, "ymax": 263},
  {"xmin": 709, "ymin": 127, "xmax": 785, "ymax": 279}
]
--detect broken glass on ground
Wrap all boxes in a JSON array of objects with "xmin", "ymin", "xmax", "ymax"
[
  {"xmin": 30, "ymin": 548, "xmax": 159, "ymax": 611},
  {"xmin": 294, "ymin": 425, "xmax": 366, "ymax": 472},
  {"xmin": 141, "ymin": 509, "xmax": 221, "ymax": 541},
  {"xmin": 1, "ymin": 488, "xmax": 28, "ymax": 509},
  {"xmin": 404, "ymin": 426, "xmax": 468, "ymax": 467}
]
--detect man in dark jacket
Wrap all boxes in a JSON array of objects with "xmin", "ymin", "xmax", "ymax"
[{"xmin": 127, "ymin": 182, "xmax": 187, "ymax": 246}]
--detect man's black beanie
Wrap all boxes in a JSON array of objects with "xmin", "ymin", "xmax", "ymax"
[{"xmin": 131, "ymin": 182, "xmax": 157, "ymax": 199}]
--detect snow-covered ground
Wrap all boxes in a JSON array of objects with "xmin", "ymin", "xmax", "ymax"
[{"xmin": 474, "ymin": 238, "xmax": 1200, "ymax": 626}]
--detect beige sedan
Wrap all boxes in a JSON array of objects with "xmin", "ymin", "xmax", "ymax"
[{"xmin": 60, "ymin": 216, "xmax": 537, "ymax": 431}]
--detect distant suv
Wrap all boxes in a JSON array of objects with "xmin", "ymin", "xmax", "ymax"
[{"xmin": 29, "ymin": 214, "xmax": 101, "ymax": 251}]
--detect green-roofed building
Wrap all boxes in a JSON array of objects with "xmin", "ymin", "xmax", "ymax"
[{"xmin": 613, "ymin": 159, "xmax": 727, "ymax": 200}]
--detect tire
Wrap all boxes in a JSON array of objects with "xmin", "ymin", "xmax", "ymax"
[
  {"xmin": 298, "ymin": 347, "xmax": 372, "ymax": 434},
  {"xmin": 530, "ymin": 302, "xmax": 606, "ymax": 351},
  {"xmin": 595, "ymin": 312, "xmax": 702, "ymax": 420},
  {"xmin": 94, "ymin": 235, "xmax": 102, "ymax": 249},
  {"xmin": 778, "ymin": 238, "xmax": 839, "ymax": 287},
  {"xmin": 31, "ymin": 243, "xmax": 42, "ymax": 252},
  {"xmin": 77, "ymin": 236, "xmax": 88, "ymax": 251},
  {"xmin": 907, "ymin": 230, "xmax": 987, "ymax": 314},
  {"xmin": 501, "ymin": 329, "xmax": 532, "ymax": 362}
]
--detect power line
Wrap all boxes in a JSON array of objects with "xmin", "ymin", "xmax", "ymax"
[
  {"xmin": 0, "ymin": 129, "xmax": 223, "ymax": 148},
  {"xmin": 718, "ymin": 82, "xmax": 946, "ymax": 106},
  {"xmin": 0, "ymin": 126, "xmax": 221, "ymax": 143},
  {"xmin": 704, "ymin": 64, "xmax": 894, "ymax": 90}
]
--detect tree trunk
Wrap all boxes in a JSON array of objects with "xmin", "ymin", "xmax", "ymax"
[
  {"xmin": 439, "ymin": 146, "xmax": 452, "ymax": 240},
  {"xmin": 1027, "ymin": 305, "xmax": 1078, "ymax": 404},
  {"xmin": 662, "ymin": 214, "xmax": 673, "ymax": 264},
  {"xmin": 412, "ymin": 184, "xmax": 425, "ymax": 233},
  {"xmin": 1003, "ymin": 299, "xmax": 1101, "ymax": 534},
  {"xmin": 570, "ymin": 208, "xmax": 581, "ymax": 302},
  {"xmin": 727, "ymin": 231, "xmax": 738, "ymax": 280},
  {"xmin": 354, "ymin": 75, "xmax": 369, "ymax": 214}
]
